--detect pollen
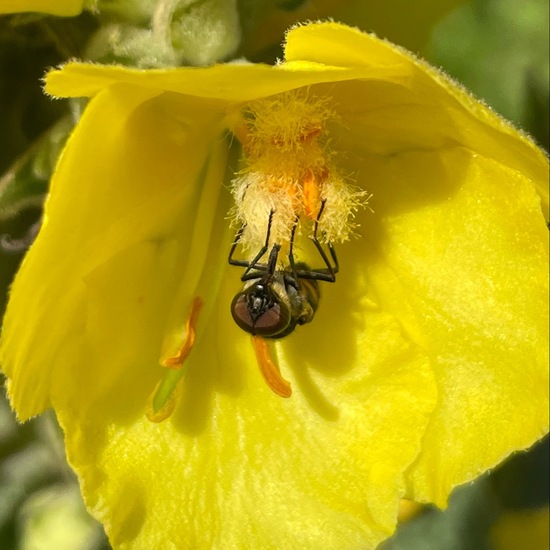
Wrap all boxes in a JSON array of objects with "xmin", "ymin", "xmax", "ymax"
[{"xmin": 229, "ymin": 90, "xmax": 369, "ymax": 253}]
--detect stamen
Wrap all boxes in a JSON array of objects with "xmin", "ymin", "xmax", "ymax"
[
  {"xmin": 302, "ymin": 169, "xmax": 322, "ymax": 220},
  {"xmin": 251, "ymin": 335, "xmax": 292, "ymax": 398},
  {"xmin": 145, "ymin": 297, "xmax": 204, "ymax": 423},
  {"xmin": 162, "ymin": 297, "xmax": 204, "ymax": 368}
]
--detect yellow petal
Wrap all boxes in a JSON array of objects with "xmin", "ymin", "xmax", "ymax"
[
  {"xmin": 283, "ymin": 20, "xmax": 549, "ymax": 508},
  {"xmin": 0, "ymin": 0, "xmax": 83, "ymax": 15},
  {"xmin": 3, "ymin": 60, "xmax": 441, "ymax": 549},
  {"xmin": 7, "ymin": 85, "xmax": 438, "ymax": 549},
  {"xmin": 59, "ymin": 267, "xmax": 437, "ymax": 548},
  {"xmin": 353, "ymin": 146, "xmax": 548, "ymax": 505},
  {"xmin": 1, "ymin": 84, "xmax": 229, "ymax": 420},
  {"xmin": 284, "ymin": 22, "xmax": 549, "ymax": 216},
  {"xmin": 44, "ymin": 58, "xmax": 406, "ymax": 105}
]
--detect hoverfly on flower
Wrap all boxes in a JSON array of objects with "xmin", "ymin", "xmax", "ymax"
[
  {"xmin": 227, "ymin": 90, "xmax": 370, "ymax": 396},
  {"xmin": 146, "ymin": 89, "xmax": 370, "ymax": 417},
  {"xmin": 228, "ymin": 204, "xmax": 339, "ymax": 397},
  {"xmin": 229, "ymin": 204, "xmax": 338, "ymax": 338}
]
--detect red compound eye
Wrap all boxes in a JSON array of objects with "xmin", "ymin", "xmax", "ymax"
[{"xmin": 231, "ymin": 283, "xmax": 291, "ymax": 338}]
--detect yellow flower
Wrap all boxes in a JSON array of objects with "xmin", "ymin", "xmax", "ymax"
[
  {"xmin": 0, "ymin": 0, "xmax": 83, "ymax": 16},
  {"xmin": 1, "ymin": 22, "xmax": 548, "ymax": 549}
]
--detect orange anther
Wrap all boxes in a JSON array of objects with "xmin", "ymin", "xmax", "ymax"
[
  {"xmin": 303, "ymin": 169, "xmax": 322, "ymax": 220},
  {"xmin": 162, "ymin": 296, "xmax": 204, "ymax": 368},
  {"xmin": 251, "ymin": 336, "xmax": 292, "ymax": 398},
  {"xmin": 146, "ymin": 296, "xmax": 204, "ymax": 423}
]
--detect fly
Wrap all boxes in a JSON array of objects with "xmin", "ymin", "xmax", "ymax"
[
  {"xmin": 229, "ymin": 202, "xmax": 338, "ymax": 396},
  {"xmin": 229, "ymin": 202, "xmax": 338, "ymax": 337}
]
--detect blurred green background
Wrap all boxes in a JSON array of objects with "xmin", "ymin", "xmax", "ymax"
[{"xmin": 0, "ymin": 1, "xmax": 548, "ymax": 548}]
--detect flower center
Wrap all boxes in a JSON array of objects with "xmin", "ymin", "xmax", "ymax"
[{"xmin": 229, "ymin": 89, "xmax": 369, "ymax": 253}]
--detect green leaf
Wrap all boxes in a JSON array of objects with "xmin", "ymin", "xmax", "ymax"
[{"xmin": 0, "ymin": 115, "xmax": 74, "ymax": 221}]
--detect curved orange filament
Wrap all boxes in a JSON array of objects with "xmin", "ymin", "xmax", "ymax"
[
  {"xmin": 251, "ymin": 336, "xmax": 292, "ymax": 398},
  {"xmin": 162, "ymin": 296, "xmax": 204, "ymax": 368}
]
